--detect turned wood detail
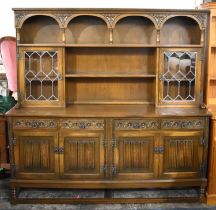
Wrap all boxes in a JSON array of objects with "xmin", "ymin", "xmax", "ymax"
[
  {"xmin": 13, "ymin": 119, "xmax": 57, "ymax": 129},
  {"xmin": 162, "ymin": 119, "xmax": 204, "ymax": 129},
  {"xmin": 115, "ymin": 119, "xmax": 159, "ymax": 130},
  {"xmin": 61, "ymin": 119, "xmax": 104, "ymax": 130}
]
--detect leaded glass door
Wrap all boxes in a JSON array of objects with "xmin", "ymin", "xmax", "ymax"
[
  {"xmin": 159, "ymin": 48, "xmax": 201, "ymax": 106},
  {"xmin": 19, "ymin": 47, "xmax": 64, "ymax": 107}
]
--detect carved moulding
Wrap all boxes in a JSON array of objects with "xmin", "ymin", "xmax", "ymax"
[
  {"xmin": 15, "ymin": 13, "xmax": 26, "ymax": 28},
  {"xmin": 162, "ymin": 119, "xmax": 204, "ymax": 129},
  {"xmin": 102, "ymin": 14, "xmax": 120, "ymax": 28},
  {"xmin": 13, "ymin": 119, "xmax": 57, "ymax": 129},
  {"xmin": 61, "ymin": 119, "xmax": 104, "ymax": 130},
  {"xmin": 55, "ymin": 14, "xmax": 71, "ymax": 28},
  {"xmin": 192, "ymin": 14, "xmax": 208, "ymax": 29},
  {"xmin": 151, "ymin": 13, "xmax": 169, "ymax": 29},
  {"xmin": 115, "ymin": 119, "xmax": 159, "ymax": 130}
]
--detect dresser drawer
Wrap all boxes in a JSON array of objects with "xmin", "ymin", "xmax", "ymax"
[
  {"xmin": 161, "ymin": 118, "xmax": 204, "ymax": 130},
  {"xmin": 114, "ymin": 119, "xmax": 160, "ymax": 130},
  {"xmin": 60, "ymin": 119, "xmax": 104, "ymax": 130},
  {"xmin": 13, "ymin": 118, "xmax": 57, "ymax": 129}
]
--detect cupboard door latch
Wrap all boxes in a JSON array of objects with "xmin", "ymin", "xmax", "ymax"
[
  {"xmin": 54, "ymin": 147, "xmax": 64, "ymax": 154},
  {"xmin": 154, "ymin": 146, "xmax": 164, "ymax": 154},
  {"xmin": 112, "ymin": 165, "xmax": 117, "ymax": 175},
  {"xmin": 58, "ymin": 74, "xmax": 63, "ymax": 81},
  {"xmin": 54, "ymin": 147, "xmax": 59, "ymax": 153},
  {"xmin": 103, "ymin": 164, "xmax": 107, "ymax": 173},
  {"xmin": 58, "ymin": 147, "xmax": 64, "ymax": 154},
  {"xmin": 11, "ymin": 137, "xmax": 16, "ymax": 146},
  {"xmin": 112, "ymin": 138, "xmax": 116, "ymax": 148},
  {"xmin": 200, "ymin": 137, "xmax": 206, "ymax": 147},
  {"xmin": 102, "ymin": 139, "xmax": 107, "ymax": 148},
  {"xmin": 159, "ymin": 74, "xmax": 164, "ymax": 81}
]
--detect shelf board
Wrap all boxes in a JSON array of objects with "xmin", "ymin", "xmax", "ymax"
[
  {"xmin": 17, "ymin": 43, "xmax": 65, "ymax": 47},
  {"xmin": 17, "ymin": 43, "xmax": 203, "ymax": 48},
  {"xmin": 65, "ymin": 44, "xmax": 158, "ymax": 47},
  {"xmin": 65, "ymin": 74, "xmax": 156, "ymax": 78},
  {"xmin": 70, "ymin": 101, "xmax": 154, "ymax": 105},
  {"xmin": 7, "ymin": 104, "xmax": 210, "ymax": 118},
  {"xmin": 209, "ymin": 77, "xmax": 216, "ymax": 80},
  {"xmin": 158, "ymin": 44, "xmax": 202, "ymax": 48}
]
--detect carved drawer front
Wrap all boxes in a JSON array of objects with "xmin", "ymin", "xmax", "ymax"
[
  {"xmin": 60, "ymin": 119, "xmax": 104, "ymax": 130},
  {"xmin": 114, "ymin": 119, "xmax": 159, "ymax": 130},
  {"xmin": 13, "ymin": 119, "xmax": 57, "ymax": 129},
  {"xmin": 161, "ymin": 118, "xmax": 204, "ymax": 130}
]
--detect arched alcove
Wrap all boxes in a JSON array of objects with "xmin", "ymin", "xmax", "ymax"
[
  {"xmin": 114, "ymin": 16, "xmax": 156, "ymax": 44},
  {"xmin": 65, "ymin": 15, "xmax": 108, "ymax": 44},
  {"xmin": 160, "ymin": 16, "xmax": 201, "ymax": 45},
  {"xmin": 20, "ymin": 15, "xmax": 61, "ymax": 44}
]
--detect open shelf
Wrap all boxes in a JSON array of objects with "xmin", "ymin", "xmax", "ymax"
[
  {"xmin": 65, "ymin": 47, "xmax": 156, "ymax": 75},
  {"xmin": 65, "ymin": 15, "xmax": 109, "ymax": 44},
  {"xmin": 113, "ymin": 16, "xmax": 156, "ymax": 45},
  {"xmin": 20, "ymin": 15, "xmax": 62, "ymax": 44},
  {"xmin": 65, "ymin": 74, "xmax": 156, "ymax": 78},
  {"xmin": 65, "ymin": 78, "xmax": 155, "ymax": 105},
  {"xmin": 160, "ymin": 16, "xmax": 201, "ymax": 45}
]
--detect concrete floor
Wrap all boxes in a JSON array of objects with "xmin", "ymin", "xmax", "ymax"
[{"xmin": 1, "ymin": 178, "xmax": 216, "ymax": 210}]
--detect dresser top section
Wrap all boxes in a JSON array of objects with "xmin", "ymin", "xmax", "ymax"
[{"xmin": 13, "ymin": 8, "xmax": 209, "ymax": 30}]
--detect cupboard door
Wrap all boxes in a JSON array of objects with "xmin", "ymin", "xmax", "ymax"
[
  {"xmin": 59, "ymin": 131, "xmax": 105, "ymax": 180},
  {"xmin": 160, "ymin": 131, "xmax": 205, "ymax": 179},
  {"xmin": 158, "ymin": 48, "xmax": 202, "ymax": 107},
  {"xmin": 19, "ymin": 47, "xmax": 64, "ymax": 107},
  {"xmin": 13, "ymin": 131, "xmax": 59, "ymax": 179},
  {"xmin": 112, "ymin": 131, "xmax": 157, "ymax": 180}
]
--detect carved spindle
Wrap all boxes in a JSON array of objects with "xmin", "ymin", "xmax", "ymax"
[
  {"xmin": 156, "ymin": 29, "xmax": 160, "ymax": 44},
  {"xmin": 62, "ymin": 28, "xmax": 65, "ymax": 43},
  {"xmin": 109, "ymin": 28, "xmax": 113, "ymax": 44},
  {"xmin": 16, "ymin": 29, "xmax": 20, "ymax": 44},
  {"xmin": 200, "ymin": 29, "xmax": 204, "ymax": 46}
]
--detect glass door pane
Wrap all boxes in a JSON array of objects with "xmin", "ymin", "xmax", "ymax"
[
  {"xmin": 24, "ymin": 51, "xmax": 59, "ymax": 101},
  {"xmin": 161, "ymin": 51, "xmax": 196, "ymax": 102}
]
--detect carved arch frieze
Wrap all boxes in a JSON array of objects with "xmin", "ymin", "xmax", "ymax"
[
  {"xmin": 112, "ymin": 14, "xmax": 157, "ymax": 29},
  {"xmin": 64, "ymin": 14, "xmax": 109, "ymax": 28},
  {"xmin": 15, "ymin": 13, "xmax": 62, "ymax": 29}
]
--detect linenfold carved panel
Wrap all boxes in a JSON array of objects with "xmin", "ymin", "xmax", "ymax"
[
  {"xmin": 22, "ymin": 137, "xmax": 52, "ymax": 170},
  {"xmin": 64, "ymin": 137, "xmax": 96, "ymax": 171},
  {"xmin": 164, "ymin": 138, "xmax": 194, "ymax": 170}
]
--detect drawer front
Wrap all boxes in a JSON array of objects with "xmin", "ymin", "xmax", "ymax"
[
  {"xmin": 161, "ymin": 118, "xmax": 204, "ymax": 130},
  {"xmin": 13, "ymin": 119, "xmax": 57, "ymax": 129},
  {"xmin": 60, "ymin": 119, "xmax": 104, "ymax": 130},
  {"xmin": 114, "ymin": 119, "xmax": 159, "ymax": 130}
]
